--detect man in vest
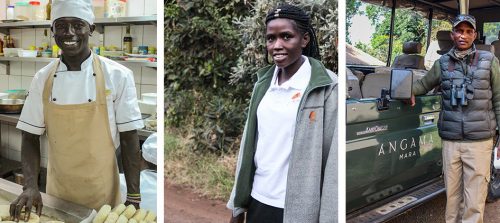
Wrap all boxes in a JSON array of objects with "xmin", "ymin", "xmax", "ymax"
[
  {"xmin": 412, "ymin": 14, "xmax": 500, "ymax": 223},
  {"xmin": 9, "ymin": 0, "xmax": 144, "ymax": 221}
]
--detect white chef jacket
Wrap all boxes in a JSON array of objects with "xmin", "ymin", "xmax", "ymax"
[
  {"xmin": 17, "ymin": 54, "xmax": 144, "ymax": 148},
  {"xmin": 251, "ymin": 56, "xmax": 311, "ymax": 208}
]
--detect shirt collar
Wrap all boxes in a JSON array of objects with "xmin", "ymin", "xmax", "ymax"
[
  {"xmin": 57, "ymin": 53, "xmax": 93, "ymax": 72},
  {"xmin": 270, "ymin": 56, "xmax": 311, "ymax": 90}
]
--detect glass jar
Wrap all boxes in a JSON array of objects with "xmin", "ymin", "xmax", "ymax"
[
  {"xmin": 29, "ymin": 1, "xmax": 45, "ymax": 21},
  {"xmin": 14, "ymin": 2, "xmax": 30, "ymax": 21}
]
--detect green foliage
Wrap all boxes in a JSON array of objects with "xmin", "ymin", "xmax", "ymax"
[
  {"xmin": 484, "ymin": 22, "xmax": 500, "ymax": 44},
  {"xmin": 230, "ymin": 0, "xmax": 338, "ymax": 87},
  {"xmin": 165, "ymin": 0, "xmax": 251, "ymax": 154},
  {"xmin": 348, "ymin": 3, "xmax": 427, "ymax": 63},
  {"xmin": 165, "ymin": 0, "xmax": 337, "ymax": 154}
]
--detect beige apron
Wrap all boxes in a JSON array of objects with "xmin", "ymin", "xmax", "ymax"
[{"xmin": 41, "ymin": 54, "xmax": 121, "ymax": 210}]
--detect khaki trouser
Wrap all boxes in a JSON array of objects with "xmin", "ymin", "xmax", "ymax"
[{"xmin": 442, "ymin": 139, "xmax": 493, "ymax": 223}]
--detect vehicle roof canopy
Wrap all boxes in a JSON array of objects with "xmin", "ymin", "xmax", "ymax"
[{"xmin": 361, "ymin": 0, "xmax": 500, "ymax": 25}]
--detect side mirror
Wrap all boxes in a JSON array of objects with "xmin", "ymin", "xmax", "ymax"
[{"xmin": 390, "ymin": 69, "xmax": 413, "ymax": 99}]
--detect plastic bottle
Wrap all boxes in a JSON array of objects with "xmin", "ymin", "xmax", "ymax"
[
  {"xmin": 0, "ymin": 37, "xmax": 4, "ymax": 56},
  {"xmin": 6, "ymin": 5, "xmax": 15, "ymax": 20},
  {"xmin": 52, "ymin": 44, "xmax": 59, "ymax": 58},
  {"xmin": 29, "ymin": 1, "xmax": 45, "ymax": 21},
  {"xmin": 99, "ymin": 34, "xmax": 105, "ymax": 55},
  {"xmin": 41, "ymin": 29, "xmax": 50, "ymax": 50},
  {"xmin": 46, "ymin": 0, "xmax": 51, "ymax": 20}
]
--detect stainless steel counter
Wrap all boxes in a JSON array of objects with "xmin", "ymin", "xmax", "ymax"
[{"xmin": 0, "ymin": 178, "xmax": 94, "ymax": 222}]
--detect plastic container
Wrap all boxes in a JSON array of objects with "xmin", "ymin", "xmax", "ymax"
[
  {"xmin": 29, "ymin": 1, "xmax": 45, "ymax": 21},
  {"xmin": 3, "ymin": 48, "xmax": 23, "ymax": 57},
  {"xmin": 92, "ymin": 0, "xmax": 105, "ymax": 18},
  {"xmin": 41, "ymin": 51, "xmax": 51, "ymax": 58},
  {"xmin": 6, "ymin": 5, "xmax": 15, "ymax": 20},
  {"xmin": 18, "ymin": 49, "xmax": 37, "ymax": 58},
  {"xmin": 14, "ymin": 2, "xmax": 30, "ymax": 21},
  {"xmin": 105, "ymin": 0, "xmax": 126, "ymax": 18}
]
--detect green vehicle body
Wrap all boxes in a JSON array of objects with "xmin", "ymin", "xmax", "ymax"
[{"xmin": 346, "ymin": 94, "xmax": 444, "ymax": 213}]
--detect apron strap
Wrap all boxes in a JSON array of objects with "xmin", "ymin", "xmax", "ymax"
[{"xmin": 92, "ymin": 53, "xmax": 107, "ymax": 106}]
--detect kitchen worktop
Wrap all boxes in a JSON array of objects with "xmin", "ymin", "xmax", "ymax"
[
  {"xmin": 0, "ymin": 178, "xmax": 94, "ymax": 222},
  {"xmin": 0, "ymin": 113, "xmax": 154, "ymax": 140}
]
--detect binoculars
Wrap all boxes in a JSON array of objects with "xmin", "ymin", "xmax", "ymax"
[{"xmin": 450, "ymin": 84, "xmax": 470, "ymax": 106}]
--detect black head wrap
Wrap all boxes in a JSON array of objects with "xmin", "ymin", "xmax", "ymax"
[{"xmin": 265, "ymin": 3, "xmax": 321, "ymax": 61}]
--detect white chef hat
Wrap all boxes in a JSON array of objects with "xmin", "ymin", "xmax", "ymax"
[{"xmin": 51, "ymin": 0, "xmax": 95, "ymax": 25}]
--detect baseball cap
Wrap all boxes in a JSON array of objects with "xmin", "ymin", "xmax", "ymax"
[{"xmin": 453, "ymin": 14, "xmax": 476, "ymax": 30}]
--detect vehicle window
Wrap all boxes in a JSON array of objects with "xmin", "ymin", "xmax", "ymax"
[
  {"xmin": 347, "ymin": 0, "xmax": 428, "ymax": 66},
  {"xmin": 484, "ymin": 22, "xmax": 500, "ymax": 44}
]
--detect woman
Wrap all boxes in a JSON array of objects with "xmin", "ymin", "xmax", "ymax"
[{"xmin": 227, "ymin": 3, "xmax": 338, "ymax": 223}]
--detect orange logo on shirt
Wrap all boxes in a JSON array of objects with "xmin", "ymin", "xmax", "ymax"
[
  {"xmin": 309, "ymin": 111, "xmax": 316, "ymax": 122},
  {"xmin": 291, "ymin": 92, "xmax": 301, "ymax": 101}
]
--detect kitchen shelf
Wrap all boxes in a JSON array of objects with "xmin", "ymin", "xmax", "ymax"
[
  {"xmin": 0, "ymin": 56, "xmax": 157, "ymax": 68},
  {"xmin": 0, "ymin": 15, "xmax": 157, "ymax": 33}
]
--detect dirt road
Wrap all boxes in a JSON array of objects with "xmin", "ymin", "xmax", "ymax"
[
  {"xmin": 165, "ymin": 181, "xmax": 500, "ymax": 223},
  {"xmin": 164, "ymin": 181, "xmax": 229, "ymax": 223},
  {"xmin": 388, "ymin": 193, "xmax": 500, "ymax": 223}
]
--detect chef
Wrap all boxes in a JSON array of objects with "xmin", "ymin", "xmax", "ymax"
[{"xmin": 9, "ymin": 0, "xmax": 144, "ymax": 221}]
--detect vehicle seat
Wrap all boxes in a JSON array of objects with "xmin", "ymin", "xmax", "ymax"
[
  {"xmin": 436, "ymin": 30, "xmax": 453, "ymax": 55},
  {"xmin": 392, "ymin": 42, "xmax": 425, "ymax": 70},
  {"xmin": 476, "ymin": 44, "xmax": 495, "ymax": 54},
  {"xmin": 361, "ymin": 67, "xmax": 427, "ymax": 98},
  {"xmin": 492, "ymin": 40, "xmax": 500, "ymax": 60},
  {"xmin": 347, "ymin": 68, "xmax": 362, "ymax": 99},
  {"xmin": 361, "ymin": 70, "xmax": 391, "ymax": 98}
]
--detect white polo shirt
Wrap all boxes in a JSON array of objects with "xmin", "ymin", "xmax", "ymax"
[
  {"xmin": 17, "ymin": 54, "xmax": 144, "ymax": 148},
  {"xmin": 251, "ymin": 56, "xmax": 311, "ymax": 208}
]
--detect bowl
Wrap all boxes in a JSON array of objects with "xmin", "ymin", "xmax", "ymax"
[
  {"xmin": 5, "ymin": 89, "xmax": 27, "ymax": 99},
  {"xmin": 141, "ymin": 93, "xmax": 157, "ymax": 104},
  {"xmin": 18, "ymin": 49, "xmax": 37, "ymax": 58},
  {"xmin": 3, "ymin": 48, "xmax": 22, "ymax": 57}
]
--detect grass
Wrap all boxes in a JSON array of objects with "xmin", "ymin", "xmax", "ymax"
[{"xmin": 165, "ymin": 128, "xmax": 237, "ymax": 200}]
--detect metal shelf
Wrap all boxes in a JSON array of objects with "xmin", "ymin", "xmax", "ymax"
[
  {"xmin": 0, "ymin": 57, "xmax": 157, "ymax": 70},
  {"xmin": 0, "ymin": 15, "xmax": 157, "ymax": 33}
]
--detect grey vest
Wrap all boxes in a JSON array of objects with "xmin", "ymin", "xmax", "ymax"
[{"xmin": 438, "ymin": 50, "xmax": 496, "ymax": 140}]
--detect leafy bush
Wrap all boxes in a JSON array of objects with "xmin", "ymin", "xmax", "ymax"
[
  {"xmin": 165, "ymin": 0, "xmax": 338, "ymax": 154},
  {"xmin": 230, "ymin": 0, "xmax": 338, "ymax": 87}
]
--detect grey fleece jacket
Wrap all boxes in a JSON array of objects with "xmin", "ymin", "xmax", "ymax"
[{"xmin": 227, "ymin": 57, "xmax": 338, "ymax": 223}]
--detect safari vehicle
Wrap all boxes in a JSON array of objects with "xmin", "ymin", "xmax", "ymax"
[{"xmin": 346, "ymin": 0, "xmax": 500, "ymax": 222}]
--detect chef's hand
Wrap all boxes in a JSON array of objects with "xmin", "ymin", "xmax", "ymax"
[
  {"xmin": 229, "ymin": 213, "xmax": 244, "ymax": 223},
  {"xmin": 124, "ymin": 200, "xmax": 140, "ymax": 209},
  {"xmin": 9, "ymin": 187, "xmax": 43, "ymax": 222}
]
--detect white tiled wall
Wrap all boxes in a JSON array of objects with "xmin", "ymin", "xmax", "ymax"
[{"xmin": 0, "ymin": 0, "xmax": 158, "ymax": 165}]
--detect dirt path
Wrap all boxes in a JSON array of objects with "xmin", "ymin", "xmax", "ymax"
[{"xmin": 164, "ymin": 181, "xmax": 229, "ymax": 223}]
